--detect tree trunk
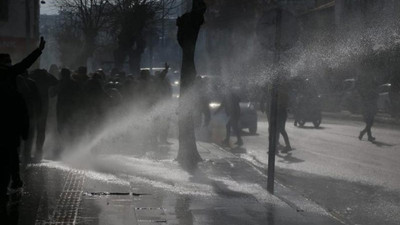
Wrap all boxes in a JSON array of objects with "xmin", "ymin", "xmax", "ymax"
[{"xmin": 176, "ymin": 0, "xmax": 206, "ymax": 170}]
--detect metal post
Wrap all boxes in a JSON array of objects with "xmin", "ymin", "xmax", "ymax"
[{"xmin": 267, "ymin": 8, "xmax": 282, "ymax": 194}]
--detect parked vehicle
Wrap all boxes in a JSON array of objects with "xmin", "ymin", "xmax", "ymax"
[
  {"xmin": 202, "ymin": 75, "xmax": 258, "ymax": 134},
  {"xmin": 340, "ymin": 78, "xmax": 362, "ymax": 114},
  {"xmin": 294, "ymin": 95, "xmax": 322, "ymax": 128},
  {"xmin": 377, "ymin": 83, "xmax": 391, "ymax": 113}
]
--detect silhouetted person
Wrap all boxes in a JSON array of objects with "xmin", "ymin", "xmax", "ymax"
[
  {"xmin": 57, "ymin": 68, "xmax": 83, "ymax": 150},
  {"xmin": 138, "ymin": 69, "xmax": 156, "ymax": 109},
  {"xmin": 357, "ymin": 75, "xmax": 378, "ymax": 142},
  {"xmin": 261, "ymin": 79, "xmax": 292, "ymax": 151},
  {"xmin": 29, "ymin": 69, "xmax": 58, "ymax": 161},
  {"xmin": 155, "ymin": 63, "xmax": 172, "ymax": 144},
  {"xmin": 48, "ymin": 64, "xmax": 59, "ymax": 79},
  {"xmin": 17, "ymin": 71, "xmax": 42, "ymax": 165},
  {"xmin": 0, "ymin": 37, "xmax": 45, "ymax": 219},
  {"xmin": 83, "ymin": 72, "xmax": 109, "ymax": 131},
  {"xmin": 194, "ymin": 76, "xmax": 211, "ymax": 128},
  {"xmin": 216, "ymin": 88, "xmax": 243, "ymax": 147},
  {"xmin": 73, "ymin": 66, "xmax": 89, "ymax": 88}
]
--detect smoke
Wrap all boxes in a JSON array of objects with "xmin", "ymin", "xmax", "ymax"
[{"xmin": 199, "ymin": 2, "xmax": 400, "ymax": 90}]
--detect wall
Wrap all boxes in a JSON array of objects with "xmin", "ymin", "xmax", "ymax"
[{"xmin": 0, "ymin": 0, "xmax": 40, "ymax": 63}]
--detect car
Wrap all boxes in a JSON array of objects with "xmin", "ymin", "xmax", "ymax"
[
  {"xmin": 201, "ymin": 75, "xmax": 258, "ymax": 134},
  {"xmin": 377, "ymin": 83, "xmax": 392, "ymax": 113},
  {"xmin": 170, "ymin": 75, "xmax": 258, "ymax": 135},
  {"xmin": 340, "ymin": 78, "xmax": 362, "ymax": 114}
]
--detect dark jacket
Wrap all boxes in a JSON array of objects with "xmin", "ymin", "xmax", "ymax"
[{"xmin": 0, "ymin": 48, "xmax": 42, "ymax": 145}]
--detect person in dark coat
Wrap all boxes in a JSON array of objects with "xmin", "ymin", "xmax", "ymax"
[
  {"xmin": 154, "ymin": 63, "xmax": 172, "ymax": 144},
  {"xmin": 0, "ymin": 37, "xmax": 45, "ymax": 219},
  {"xmin": 357, "ymin": 75, "xmax": 379, "ymax": 142},
  {"xmin": 194, "ymin": 76, "xmax": 211, "ymax": 128},
  {"xmin": 29, "ymin": 69, "xmax": 58, "ymax": 161},
  {"xmin": 216, "ymin": 87, "xmax": 243, "ymax": 147},
  {"xmin": 83, "ymin": 72, "xmax": 109, "ymax": 132},
  {"xmin": 17, "ymin": 71, "xmax": 42, "ymax": 165},
  {"xmin": 56, "ymin": 68, "xmax": 83, "ymax": 147},
  {"xmin": 261, "ymin": 78, "xmax": 292, "ymax": 151},
  {"xmin": 73, "ymin": 66, "xmax": 89, "ymax": 88}
]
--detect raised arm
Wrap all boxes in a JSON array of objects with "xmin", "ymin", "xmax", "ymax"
[{"xmin": 12, "ymin": 37, "xmax": 46, "ymax": 74}]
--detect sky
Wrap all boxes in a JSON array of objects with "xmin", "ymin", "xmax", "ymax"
[{"xmin": 40, "ymin": 0, "xmax": 57, "ymax": 15}]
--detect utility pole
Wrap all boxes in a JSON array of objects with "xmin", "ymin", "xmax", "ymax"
[
  {"xmin": 266, "ymin": 7, "xmax": 282, "ymax": 194},
  {"xmin": 257, "ymin": 6, "xmax": 299, "ymax": 194}
]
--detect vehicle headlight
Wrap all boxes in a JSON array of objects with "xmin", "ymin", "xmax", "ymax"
[{"xmin": 209, "ymin": 102, "xmax": 221, "ymax": 109}]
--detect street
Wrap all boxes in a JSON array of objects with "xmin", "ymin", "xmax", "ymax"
[
  {"xmin": 237, "ymin": 114, "xmax": 400, "ymax": 225},
  {"xmin": 12, "ymin": 113, "xmax": 398, "ymax": 225}
]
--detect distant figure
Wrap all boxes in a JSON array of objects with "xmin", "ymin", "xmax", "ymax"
[
  {"xmin": 261, "ymin": 78, "xmax": 292, "ymax": 151},
  {"xmin": 138, "ymin": 69, "xmax": 156, "ymax": 109},
  {"xmin": 29, "ymin": 69, "xmax": 58, "ymax": 161},
  {"xmin": 0, "ymin": 37, "xmax": 45, "ymax": 218},
  {"xmin": 155, "ymin": 63, "xmax": 172, "ymax": 144},
  {"xmin": 73, "ymin": 66, "xmax": 89, "ymax": 87},
  {"xmin": 216, "ymin": 88, "xmax": 243, "ymax": 147},
  {"xmin": 194, "ymin": 76, "xmax": 211, "ymax": 128},
  {"xmin": 357, "ymin": 75, "xmax": 378, "ymax": 142},
  {"xmin": 83, "ymin": 72, "xmax": 109, "ymax": 131},
  {"xmin": 57, "ymin": 68, "xmax": 83, "ymax": 147},
  {"xmin": 48, "ymin": 64, "xmax": 59, "ymax": 78}
]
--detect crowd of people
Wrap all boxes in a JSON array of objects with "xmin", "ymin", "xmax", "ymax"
[{"xmin": 0, "ymin": 38, "xmax": 174, "ymax": 219}]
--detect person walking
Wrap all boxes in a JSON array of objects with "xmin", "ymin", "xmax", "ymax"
[
  {"xmin": 216, "ymin": 87, "xmax": 243, "ymax": 147},
  {"xmin": 261, "ymin": 78, "xmax": 292, "ymax": 151},
  {"xmin": 56, "ymin": 68, "xmax": 83, "ymax": 153},
  {"xmin": 17, "ymin": 71, "xmax": 42, "ymax": 165},
  {"xmin": 357, "ymin": 75, "xmax": 379, "ymax": 142},
  {"xmin": 29, "ymin": 69, "xmax": 58, "ymax": 161}
]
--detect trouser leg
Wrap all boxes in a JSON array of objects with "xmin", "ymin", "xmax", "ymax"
[
  {"xmin": 23, "ymin": 124, "xmax": 35, "ymax": 165},
  {"xmin": 225, "ymin": 120, "xmax": 231, "ymax": 142},
  {"xmin": 10, "ymin": 145, "xmax": 22, "ymax": 188},
  {"xmin": 366, "ymin": 114, "xmax": 375, "ymax": 138},
  {"xmin": 231, "ymin": 117, "xmax": 242, "ymax": 142},
  {"xmin": 35, "ymin": 115, "xmax": 47, "ymax": 160}
]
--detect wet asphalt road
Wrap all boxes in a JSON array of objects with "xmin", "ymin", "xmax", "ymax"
[
  {"xmin": 237, "ymin": 115, "xmax": 400, "ymax": 225},
  {"xmin": 10, "ymin": 113, "xmax": 399, "ymax": 225}
]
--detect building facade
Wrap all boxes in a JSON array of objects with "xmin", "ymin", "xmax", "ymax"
[{"xmin": 0, "ymin": 0, "xmax": 40, "ymax": 62}]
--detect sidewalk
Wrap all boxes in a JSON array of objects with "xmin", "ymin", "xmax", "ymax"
[{"xmin": 9, "ymin": 140, "xmax": 344, "ymax": 225}]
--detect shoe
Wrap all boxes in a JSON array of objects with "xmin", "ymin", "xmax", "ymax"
[
  {"xmin": 368, "ymin": 136, "xmax": 376, "ymax": 142},
  {"xmin": 284, "ymin": 146, "xmax": 292, "ymax": 151},
  {"xmin": 235, "ymin": 139, "xmax": 243, "ymax": 146},
  {"xmin": 358, "ymin": 131, "xmax": 364, "ymax": 140}
]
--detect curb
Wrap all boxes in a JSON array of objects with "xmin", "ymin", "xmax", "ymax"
[{"xmin": 207, "ymin": 142, "xmax": 346, "ymax": 225}]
